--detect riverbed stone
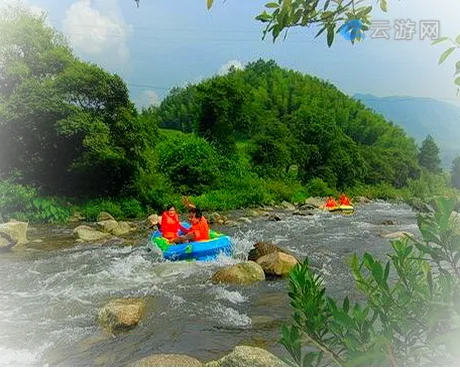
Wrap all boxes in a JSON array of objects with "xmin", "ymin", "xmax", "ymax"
[
  {"xmin": 381, "ymin": 231, "xmax": 414, "ymax": 239},
  {"xmin": 112, "ymin": 221, "xmax": 132, "ymax": 236},
  {"xmin": 256, "ymin": 252, "xmax": 298, "ymax": 277},
  {"xmin": 280, "ymin": 201, "xmax": 295, "ymax": 210},
  {"xmin": 97, "ymin": 211, "xmax": 115, "ymax": 222},
  {"xmin": 208, "ymin": 212, "xmax": 224, "ymax": 224},
  {"xmin": 304, "ymin": 197, "xmax": 324, "ymax": 208},
  {"xmin": 0, "ymin": 220, "xmax": 28, "ymax": 250},
  {"xmin": 355, "ymin": 196, "xmax": 371, "ymax": 204},
  {"xmin": 211, "ymin": 261, "xmax": 265, "ymax": 285},
  {"xmin": 73, "ymin": 225, "xmax": 111, "ymax": 242},
  {"xmin": 205, "ymin": 345, "xmax": 287, "ymax": 367},
  {"xmin": 248, "ymin": 241, "xmax": 298, "ymax": 263},
  {"xmin": 131, "ymin": 354, "xmax": 202, "ymax": 367},
  {"xmin": 380, "ymin": 219, "xmax": 401, "ymax": 226},
  {"xmin": 268, "ymin": 214, "xmax": 282, "ymax": 221},
  {"xmin": 238, "ymin": 217, "xmax": 252, "ymax": 224},
  {"xmin": 246, "ymin": 209, "xmax": 260, "ymax": 217},
  {"xmin": 98, "ymin": 298, "xmax": 145, "ymax": 332}
]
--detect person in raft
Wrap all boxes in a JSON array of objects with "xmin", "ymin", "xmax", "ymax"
[
  {"xmin": 148, "ymin": 204, "xmax": 188, "ymax": 241},
  {"xmin": 325, "ymin": 196, "xmax": 338, "ymax": 209},
  {"xmin": 170, "ymin": 207, "xmax": 210, "ymax": 244},
  {"xmin": 339, "ymin": 193, "xmax": 352, "ymax": 206}
]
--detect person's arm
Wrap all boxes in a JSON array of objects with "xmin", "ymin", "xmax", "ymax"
[
  {"xmin": 179, "ymin": 223, "xmax": 189, "ymax": 234},
  {"xmin": 171, "ymin": 231, "xmax": 195, "ymax": 244},
  {"xmin": 182, "ymin": 196, "xmax": 196, "ymax": 209}
]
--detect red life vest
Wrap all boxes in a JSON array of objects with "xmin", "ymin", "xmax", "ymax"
[
  {"xmin": 160, "ymin": 212, "xmax": 181, "ymax": 240},
  {"xmin": 325, "ymin": 199, "xmax": 337, "ymax": 208}
]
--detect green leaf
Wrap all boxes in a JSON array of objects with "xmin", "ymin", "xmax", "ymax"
[
  {"xmin": 379, "ymin": 0, "xmax": 388, "ymax": 12},
  {"xmin": 326, "ymin": 25, "xmax": 335, "ymax": 47},
  {"xmin": 456, "ymin": 35, "xmax": 460, "ymax": 45},
  {"xmin": 206, "ymin": 0, "xmax": 214, "ymax": 10},
  {"xmin": 255, "ymin": 11, "xmax": 273, "ymax": 22},
  {"xmin": 383, "ymin": 261, "xmax": 390, "ymax": 282},
  {"xmin": 431, "ymin": 36, "xmax": 449, "ymax": 45},
  {"xmin": 455, "ymin": 61, "xmax": 460, "ymax": 76},
  {"xmin": 439, "ymin": 47, "xmax": 456, "ymax": 65},
  {"xmin": 315, "ymin": 25, "xmax": 327, "ymax": 38},
  {"xmin": 371, "ymin": 261, "xmax": 383, "ymax": 284},
  {"xmin": 455, "ymin": 76, "xmax": 460, "ymax": 86},
  {"xmin": 343, "ymin": 296, "xmax": 350, "ymax": 313},
  {"xmin": 323, "ymin": 0, "xmax": 331, "ymax": 11},
  {"xmin": 265, "ymin": 2, "xmax": 279, "ymax": 8}
]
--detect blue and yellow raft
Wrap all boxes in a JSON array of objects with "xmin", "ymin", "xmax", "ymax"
[{"xmin": 149, "ymin": 222, "xmax": 232, "ymax": 261}]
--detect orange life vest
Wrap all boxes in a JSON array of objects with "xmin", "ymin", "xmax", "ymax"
[
  {"xmin": 325, "ymin": 199, "xmax": 337, "ymax": 208},
  {"xmin": 339, "ymin": 195, "xmax": 351, "ymax": 206},
  {"xmin": 160, "ymin": 212, "xmax": 181, "ymax": 240},
  {"xmin": 189, "ymin": 217, "xmax": 210, "ymax": 241}
]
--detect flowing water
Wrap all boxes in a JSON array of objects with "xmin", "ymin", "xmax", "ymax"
[{"xmin": 0, "ymin": 201, "xmax": 419, "ymax": 366}]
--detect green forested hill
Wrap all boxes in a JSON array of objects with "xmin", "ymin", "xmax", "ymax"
[{"xmin": 156, "ymin": 59, "xmax": 420, "ymax": 190}]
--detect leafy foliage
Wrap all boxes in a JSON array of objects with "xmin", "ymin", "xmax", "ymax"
[
  {"xmin": 281, "ymin": 197, "xmax": 460, "ymax": 366},
  {"xmin": 0, "ymin": 6, "xmax": 157, "ymax": 197},
  {"xmin": 156, "ymin": 134, "xmax": 223, "ymax": 195}
]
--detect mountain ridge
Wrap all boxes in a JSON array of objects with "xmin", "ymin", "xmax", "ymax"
[{"xmin": 353, "ymin": 93, "xmax": 460, "ymax": 167}]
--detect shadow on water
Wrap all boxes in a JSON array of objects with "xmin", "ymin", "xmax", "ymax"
[{"xmin": 0, "ymin": 201, "xmax": 419, "ymax": 366}]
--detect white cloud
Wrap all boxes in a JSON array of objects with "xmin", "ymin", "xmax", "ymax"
[
  {"xmin": 62, "ymin": 0, "xmax": 131, "ymax": 68},
  {"xmin": 218, "ymin": 59, "xmax": 244, "ymax": 75},
  {"xmin": 136, "ymin": 90, "xmax": 160, "ymax": 109}
]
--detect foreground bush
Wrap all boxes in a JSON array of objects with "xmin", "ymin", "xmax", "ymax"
[{"xmin": 281, "ymin": 197, "xmax": 460, "ymax": 366}]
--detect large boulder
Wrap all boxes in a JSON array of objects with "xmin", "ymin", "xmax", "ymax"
[
  {"xmin": 248, "ymin": 241, "xmax": 298, "ymax": 263},
  {"xmin": 205, "ymin": 345, "xmax": 287, "ymax": 367},
  {"xmin": 73, "ymin": 225, "xmax": 111, "ymax": 242},
  {"xmin": 131, "ymin": 354, "xmax": 202, "ymax": 367},
  {"xmin": 304, "ymin": 197, "xmax": 324, "ymax": 208},
  {"xmin": 97, "ymin": 220, "xmax": 132, "ymax": 236},
  {"xmin": 97, "ymin": 220, "xmax": 119, "ymax": 234},
  {"xmin": 98, "ymin": 298, "xmax": 145, "ymax": 332},
  {"xmin": 0, "ymin": 220, "xmax": 28, "ymax": 250},
  {"xmin": 211, "ymin": 262, "xmax": 265, "ymax": 285},
  {"xmin": 256, "ymin": 252, "xmax": 298, "ymax": 277}
]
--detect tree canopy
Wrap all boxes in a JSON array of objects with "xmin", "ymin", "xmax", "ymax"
[{"xmin": 0, "ymin": 6, "xmax": 157, "ymax": 197}]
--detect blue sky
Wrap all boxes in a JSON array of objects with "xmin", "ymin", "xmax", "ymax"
[{"xmin": 4, "ymin": 0, "xmax": 460, "ymax": 107}]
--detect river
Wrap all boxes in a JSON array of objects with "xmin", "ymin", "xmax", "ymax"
[{"xmin": 0, "ymin": 201, "xmax": 419, "ymax": 366}]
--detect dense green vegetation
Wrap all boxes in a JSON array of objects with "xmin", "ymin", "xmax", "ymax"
[{"xmin": 0, "ymin": 6, "xmax": 458, "ymax": 224}]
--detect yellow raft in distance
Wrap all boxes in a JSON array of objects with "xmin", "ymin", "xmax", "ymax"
[{"xmin": 327, "ymin": 204, "xmax": 355, "ymax": 215}]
